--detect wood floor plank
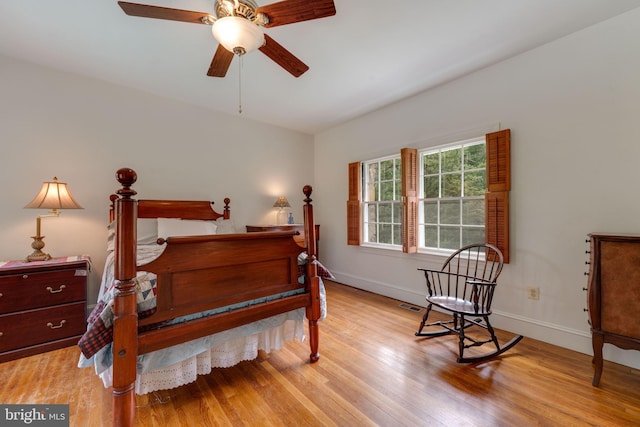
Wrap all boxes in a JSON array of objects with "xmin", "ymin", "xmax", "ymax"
[{"xmin": 1, "ymin": 280, "xmax": 639, "ymax": 426}]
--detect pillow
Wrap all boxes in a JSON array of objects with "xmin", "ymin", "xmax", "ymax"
[
  {"xmin": 214, "ymin": 217, "xmax": 236, "ymax": 234},
  {"xmin": 137, "ymin": 218, "xmax": 159, "ymax": 245},
  {"xmin": 107, "ymin": 218, "xmax": 159, "ymax": 251},
  {"xmin": 157, "ymin": 218, "xmax": 217, "ymax": 239}
]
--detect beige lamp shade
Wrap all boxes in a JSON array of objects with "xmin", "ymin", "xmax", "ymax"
[
  {"xmin": 25, "ymin": 177, "xmax": 83, "ymax": 212},
  {"xmin": 273, "ymin": 196, "xmax": 291, "ymax": 209}
]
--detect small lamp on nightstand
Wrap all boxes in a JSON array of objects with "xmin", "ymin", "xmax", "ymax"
[
  {"xmin": 273, "ymin": 196, "xmax": 290, "ymax": 225},
  {"xmin": 24, "ymin": 177, "xmax": 83, "ymax": 262}
]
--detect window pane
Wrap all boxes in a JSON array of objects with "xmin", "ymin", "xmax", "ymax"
[
  {"xmin": 362, "ymin": 154, "xmax": 402, "ymax": 248},
  {"xmin": 441, "ymin": 148, "xmax": 461, "ymax": 173},
  {"xmin": 367, "ymin": 223, "xmax": 377, "ymax": 242},
  {"xmin": 379, "ymin": 204, "xmax": 392, "ymax": 222},
  {"xmin": 442, "ymin": 173, "xmax": 461, "ymax": 197},
  {"xmin": 367, "ymin": 203, "xmax": 377, "ymax": 222},
  {"xmin": 366, "ymin": 163, "xmax": 378, "ymax": 201},
  {"xmin": 367, "ymin": 163, "xmax": 378, "ymax": 180},
  {"xmin": 464, "ymin": 144, "xmax": 486, "ymax": 169},
  {"xmin": 366, "ymin": 182, "xmax": 379, "ymax": 201},
  {"xmin": 440, "ymin": 200, "xmax": 460, "ymax": 225},
  {"xmin": 393, "ymin": 224, "xmax": 402, "ymax": 245},
  {"xmin": 418, "ymin": 139, "xmax": 486, "ymax": 252},
  {"xmin": 379, "ymin": 223, "xmax": 393, "ymax": 244},
  {"xmin": 462, "ymin": 227, "xmax": 485, "ymax": 246},
  {"xmin": 393, "ymin": 202, "xmax": 402, "ymax": 223},
  {"xmin": 380, "ymin": 181, "xmax": 394, "ymax": 201},
  {"xmin": 424, "ymin": 153, "xmax": 439, "ymax": 175},
  {"xmin": 464, "ymin": 170, "xmax": 486, "ymax": 196},
  {"xmin": 424, "ymin": 225, "xmax": 437, "ymax": 244},
  {"xmin": 423, "ymin": 201, "xmax": 437, "ymax": 223},
  {"xmin": 424, "ymin": 176, "xmax": 439, "ymax": 198},
  {"xmin": 462, "ymin": 199, "xmax": 484, "ymax": 225},
  {"xmin": 440, "ymin": 227, "xmax": 460, "ymax": 250},
  {"xmin": 381, "ymin": 159, "xmax": 394, "ymax": 180}
]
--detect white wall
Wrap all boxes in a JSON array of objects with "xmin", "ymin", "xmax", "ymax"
[
  {"xmin": 314, "ymin": 8, "xmax": 640, "ymax": 369},
  {"xmin": 0, "ymin": 55, "xmax": 314, "ymax": 304}
]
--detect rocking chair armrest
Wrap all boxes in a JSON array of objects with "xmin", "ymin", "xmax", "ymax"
[
  {"xmin": 418, "ymin": 268, "xmax": 476, "ymax": 280},
  {"xmin": 466, "ymin": 279, "xmax": 496, "ymax": 288}
]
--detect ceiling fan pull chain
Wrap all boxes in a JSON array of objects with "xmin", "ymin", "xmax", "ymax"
[{"xmin": 238, "ymin": 54, "xmax": 243, "ymax": 114}]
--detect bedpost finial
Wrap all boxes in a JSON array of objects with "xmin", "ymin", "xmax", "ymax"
[
  {"xmin": 303, "ymin": 185, "xmax": 313, "ymax": 204},
  {"xmin": 116, "ymin": 168, "xmax": 137, "ymax": 197}
]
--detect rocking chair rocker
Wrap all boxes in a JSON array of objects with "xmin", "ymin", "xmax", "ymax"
[{"xmin": 415, "ymin": 243, "xmax": 523, "ymax": 363}]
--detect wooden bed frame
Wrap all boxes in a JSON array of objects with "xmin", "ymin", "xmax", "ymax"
[{"xmin": 110, "ymin": 168, "xmax": 321, "ymax": 427}]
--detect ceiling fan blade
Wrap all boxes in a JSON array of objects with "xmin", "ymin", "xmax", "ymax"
[
  {"xmin": 256, "ymin": 0, "xmax": 336, "ymax": 28},
  {"xmin": 208, "ymin": 45, "xmax": 234, "ymax": 77},
  {"xmin": 118, "ymin": 1, "xmax": 212, "ymax": 24},
  {"xmin": 259, "ymin": 34, "xmax": 309, "ymax": 77}
]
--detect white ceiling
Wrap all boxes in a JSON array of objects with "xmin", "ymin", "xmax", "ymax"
[{"xmin": 2, "ymin": 1, "xmax": 640, "ymax": 134}]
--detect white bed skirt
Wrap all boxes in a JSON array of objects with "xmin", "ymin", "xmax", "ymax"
[{"xmin": 98, "ymin": 318, "xmax": 305, "ymax": 395}]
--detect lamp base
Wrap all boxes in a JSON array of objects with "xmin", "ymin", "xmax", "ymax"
[
  {"xmin": 276, "ymin": 210, "xmax": 288, "ymax": 225},
  {"xmin": 26, "ymin": 236, "xmax": 51, "ymax": 262}
]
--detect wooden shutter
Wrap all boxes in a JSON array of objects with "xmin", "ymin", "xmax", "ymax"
[
  {"xmin": 486, "ymin": 190, "xmax": 510, "ymax": 263},
  {"xmin": 486, "ymin": 129, "xmax": 511, "ymax": 192},
  {"xmin": 347, "ymin": 162, "xmax": 361, "ymax": 245},
  {"xmin": 485, "ymin": 129, "xmax": 510, "ymax": 263},
  {"xmin": 401, "ymin": 148, "xmax": 418, "ymax": 253}
]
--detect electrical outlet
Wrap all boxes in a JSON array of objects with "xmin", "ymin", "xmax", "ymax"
[{"xmin": 527, "ymin": 287, "xmax": 540, "ymax": 300}]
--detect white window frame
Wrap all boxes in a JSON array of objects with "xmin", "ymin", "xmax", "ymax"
[
  {"xmin": 362, "ymin": 154, "xmax": 403, "ymax": 249},
  {"xmin": 418, "ymin": 137, "xmax": 486, "ymax": 254}
]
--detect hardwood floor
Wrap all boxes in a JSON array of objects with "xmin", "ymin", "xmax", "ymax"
[{"xmin": 1, "ymin": 280, "xmax": 639, "ymax": 426}]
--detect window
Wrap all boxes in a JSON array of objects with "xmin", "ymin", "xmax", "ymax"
[
  {"xmin": 419, "ymin": 138, "xmax": 486, "ymax": 251},
  {"xmin": 347, "ymin": 129, "xmax": 510, "ymax": 262},
  {"xmin": 362, "ymin": 155, "xmax": 402, "ymax": 247}
]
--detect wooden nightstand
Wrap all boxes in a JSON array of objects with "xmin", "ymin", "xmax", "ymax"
[{"xmin": 0, "ymin": 256, "xmax": 89, "ymax": 363}]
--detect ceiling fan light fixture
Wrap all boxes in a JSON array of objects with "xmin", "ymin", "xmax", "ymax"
[{"xmin": 212, "ymin": 16, "xmax": 264, "ymax": 55}]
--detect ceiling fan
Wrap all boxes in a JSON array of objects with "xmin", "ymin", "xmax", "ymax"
[{"xmin": 117, "ymin": 0, "xmax": 336, "ymax": 78}]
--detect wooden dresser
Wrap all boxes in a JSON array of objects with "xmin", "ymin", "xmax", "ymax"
[
  {"xmin": 586, "ymin": 234, "xmax": 640, "ymax": 386},
  {"xmin": 0, "ymin": 257, "xmax": 89, "ymax": 363}
]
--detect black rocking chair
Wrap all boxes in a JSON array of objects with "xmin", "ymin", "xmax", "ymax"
[{"xmin": 415, "ymin": 243, "xmax": 523, "ymax": 363}]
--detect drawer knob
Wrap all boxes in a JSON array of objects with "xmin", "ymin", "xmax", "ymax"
[
  {"xmin": 0, "ymin": 332, "xmax": 3, "ymax": 337},
  {"xmin": 46, "ymin": 285, "xmax": 66, "ymax": 294},
  {"xmin": 47, "ymin": 320, "xmax": 67, "ymax": 329},
  {"xmin": 22, "ymin": 274, "xmax": 28, "ymax": 279}
]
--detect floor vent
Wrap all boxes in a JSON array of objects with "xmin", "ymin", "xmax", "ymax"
[{"xmin": 399, "ymin": 303, "xmax": 422, "ymax": 312}]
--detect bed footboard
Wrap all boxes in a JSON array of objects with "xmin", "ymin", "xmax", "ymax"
[{"xmin": 110, "ymin": 168, "xmax": 321, "ymax": 427}]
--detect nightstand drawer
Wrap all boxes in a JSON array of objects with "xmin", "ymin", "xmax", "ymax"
[
  {"xmin": 0, "ymin": 302, "xmax": 86, "ymax": 352},
  {"xmin": 0, "ymin": 268, "xmax": 86, "ymax": 314}
]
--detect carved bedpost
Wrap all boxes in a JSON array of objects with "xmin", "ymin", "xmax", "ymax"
[
  {"xmin": 112, "ymin": 168, "xmax": 138, "ymax": 427},
  {"xmin": 303, "ymin": 185, "xmax": 320, "ymax": 363}
]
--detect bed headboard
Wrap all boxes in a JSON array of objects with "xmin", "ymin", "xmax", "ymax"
[{"xmin": 108, "ymin": 182, "xmax": 230, "ymax": 222}]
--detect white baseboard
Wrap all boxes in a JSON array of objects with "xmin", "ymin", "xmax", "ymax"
[{"xmin": 332, "ymin": 272, "xmax": 640, "ymax": 371}]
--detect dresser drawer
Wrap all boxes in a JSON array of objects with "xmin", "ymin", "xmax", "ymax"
[
  {"xmin": 0, "ymin": 302, "xmax": 86, "ymax": 352},
  {"xmin": 0, "ymin": 268, "xmax": 86, "ymax": 314}
]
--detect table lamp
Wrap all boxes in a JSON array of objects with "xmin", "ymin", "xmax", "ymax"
[
  {"xmin": 273, "ymin": 196, "xmax": 290, "ymax": 225},
  {"xmin": 24, "ymin": 177, "xmax": 83, "ymax": 262}
]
